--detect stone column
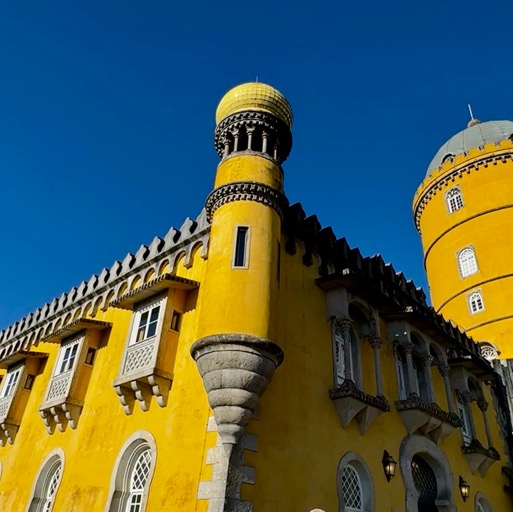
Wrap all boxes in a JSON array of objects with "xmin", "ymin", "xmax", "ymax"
[
  {"xmin": 478, "ymin": 399, "xmax": 494, "ymax": 448},
  {"xmin": 421, "ymin": 355, "xmax": 435, "ymax": 403},
  {"xmin": 437, "ymin": 365, "xmax": 454, "ymax": 413},
  {"xmin": 339, "ymin": 318, "xmax": 353, "ymax": 383},
  {"xmin": 461, "ymin": 391, "xmax": 478, "ymax": 440},
  {"xmin": 403, "ymin": 343, "xmax": 417, "ymax": 397},
  {"xmin": 246, "ymin": 126, "xmax": 255, "ymax": 151},
  {"xmin": 222, "ymin": 138, "xmax": 230, "ymax": 158},
  {"xmin": 368, "ymin": 335, "xmax": 383, "ymax": 396},
  {"xmin": 262, "ymin": 130, "xmax": 268, "ymax": 154},
  {"xmin": 273, "ymin": 141, "xmax": 280, "ymax": 161},
  {"xmin": 231, "ymin": 129, "xmax": 240, "ymax": 152}
]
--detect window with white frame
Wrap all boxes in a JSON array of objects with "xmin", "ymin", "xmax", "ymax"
[
  {"xmin": 27, "ymin": 451, "xmax": 64, "ymax": 512},
  {"xmin": 468, "ymin": 291, "xmax": 484, "ymax": 314},
  {"xmin": 232, "ymin": 226, "xmax": 250, "ymax": 268},
  {"xmin": 57, "ymin": 339, "xmax": 80, "ymax": 375},
  {"xmin": 107, "ymin": 434, "xmax": 156, "ymax": 512},
  {"xmin": 458, "ymin": 247, "xmax": 478, "ymax": 278},
  {"xmin": 475, "ymin": 494, "xmax": 492, "ymax": 512},
  {"xmin": 479, "ymin": 343, "xmax": 498, "ymax": 361},
  {"xmin": 130, "ymin": 298, "xmax": 164, "ymax": 345},
  {"xmin": 456, "ymin": 393, "xmax": 473, "ymax": 446},
  {"xmin": 340, "ymin": 464, "xmax": 363, "ymax": 512},
  {"xmin": 446, "ymin": 187, "xmax": 464, "ymax": 213},
  {"xmin": 333, "ymin": 321, "xmax": 360, "ymax": 387},
  {"xmin": 0, "ymin": 366, "xmax": 22, "ymax": 398},
  {"xmin": 396, "ymin": 348, "xmax": 409, "ymax": 399}
]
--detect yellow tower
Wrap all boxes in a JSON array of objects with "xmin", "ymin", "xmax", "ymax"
[
  {"xmin": 191, "ymin": 83, "xmax": 292, "ymax": 453},
  {"xmin": 414, "ymin": 118, "xmax": 513, "ymax": 358}
]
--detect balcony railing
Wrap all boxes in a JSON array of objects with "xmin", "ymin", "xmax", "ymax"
[
  {"xmin": 46, "ymin": 371, "xmax": 73, "ymax": 402},
  {"xmin": 0, "ymin": 395, "xmax": 13, "ymax": 421},
  {"xmin": 123, "ymin": 338, "xmax": 156, "ymax": 376}
]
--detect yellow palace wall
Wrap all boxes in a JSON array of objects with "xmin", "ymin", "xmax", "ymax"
[
  {"xmin": 239, "ymin": 237, "xmax": 510, "ymax": 512},
  {"xmin": 0, "ymin": 249, "xmax": 211, "ymax": 511}
]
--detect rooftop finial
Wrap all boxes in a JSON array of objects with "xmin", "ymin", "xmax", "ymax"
[
  {"xmin": 467, "ymin": 103, "xmax": 480, "ymax": 128},
  {"xmin": 255, "ymin": 75, "xmax": 259, "ymax": 83}
]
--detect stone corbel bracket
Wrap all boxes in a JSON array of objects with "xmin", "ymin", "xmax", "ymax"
[
  {"xmin": 0, "ymin": 421, "xmax": 19, "ymax": 446},
  {"xmin": 191, "ymin": 333, "xmax": 284, "ymax": 452},
  {"xmin": 462, "ymin": 440, "xmax": 500, "ymax": 476},
  {"xmin": 39, "ymin": 400, "xmax": 83, "ymax": 434}
]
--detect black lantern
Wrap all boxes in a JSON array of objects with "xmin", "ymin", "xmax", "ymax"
[
  {"xmin": 459, "ymin": 476, "xmax": 470, "ymax": 502},
  {"xmin": 382, "ymin": 450, "xmax": 397, "ymax": 482}
]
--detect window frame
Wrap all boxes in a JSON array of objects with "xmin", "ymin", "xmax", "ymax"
[
  {"xmin": 0, "ymin": 365, "xmax": 23, "ymax": 399},
  {"xmin": 458, "ymin": 246, "xmax": 479, "ymax": 278},
  {"xmin": 106, "ymin": 431, "xmax": 157, "ymax": 512},
  {"xmin": 333, "ymin": 321, "xmax": 361, "ymax": 388},
  {"xmin": 27, "ymin": 448, "xmax": 65, "ymax": 512},
  {"xmin": 456, "ymin": 392, "xmax": 473, "ymax": 446},
  {"xmin": 468, "ymin": 290, "xmax": 485, "ymax": 315},
  {"xmin": 336, "ymin": 452, "xmax": 374, "ymax": 512},
  {"xmin": 232, "ymin": 225, "xmax": 250, "ymax": 269},
  {"xmin": 446, "ymin": 187, "xmax": 464, "ymax": 214},
  {"xmin": 129, "ymin": 296, "xmax": 166, "ymax": 347},
  {"xmin": 54, "ymin": 336, "xmax": 83, "ymax": 377}
]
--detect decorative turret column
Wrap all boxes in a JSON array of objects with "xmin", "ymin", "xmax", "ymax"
[{"xmin": 191, "ymin": 82, "xmax": 293, "ymax": 458}]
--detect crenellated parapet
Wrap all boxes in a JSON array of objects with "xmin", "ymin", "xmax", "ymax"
[
  {"xmin": 0, "ymin": 209, "xmax": 210, "ymax": 363},
  {"xmin": 282, "ymin": 202, "xmax": 494, "ymax": 378}
]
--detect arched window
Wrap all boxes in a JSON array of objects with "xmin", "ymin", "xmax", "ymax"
[
  {"xmin": 475, "ymin": 493, "xmax": 492, "ymax": 512},
  {"xmin": 333, "ymin": 322, "xmax": 360, "ymax": 388},
  {"xmin": 27, "ymin": 449, "xmax": 64, "ymax": 512},
  {"xmin": 458, "ymin": 247, "xmax": 478, "ymax": 278},
  {"xmin": 341, "ymin": 465, "xmax": 362, "ymax": 512},
  {"xmin": 479, "ymin": 343, "xmax": 498, "ymax": 361},
  {"xmin": 468, "ymin": 291, "xmax": 484, "ymax": 314},
  {"xmin": 336, "ymin": 452, "xmax": 374, "ymax": 512},
  {"xmin": 446, "ymin": 187, "xmax": 464, "ymax": 213},
  {"xmin": 411, "ymin": 455, "xmax": 438, "ymax": 512},
  {"xmin": 107, "ymin": 431, "xmax": 157, "ymax": 512}
]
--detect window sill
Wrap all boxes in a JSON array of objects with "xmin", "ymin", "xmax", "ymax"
[
  {"xmin": 395, "ymin": 395, "xmax": 461, "ymax": 444},
  {"xmin": 113, "ymin": 366, "xmax": 173, "ymax": 415},
  {"xmin": 329, "ymin": 380, "xmax": 389, "ymax": 434},
  {"xmin": 462, "ymin": 439, "xmax": 500, "ymax": 476}
]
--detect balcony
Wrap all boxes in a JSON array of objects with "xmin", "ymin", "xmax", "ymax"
[
  {"xmin": 462, "ymin": 439, "xmax": 500, "ymax": 476},
  {"xmin": 329, "ymin": 380, "xmax": 389, "ymax": 434},
  {"xmin": 0, "ymin": 394, "xmax": 19, "ymax": 446},
  {"xmin": 113, "ymin": 336, "xmax": 173, "ymax": 415},
  {"xmin": 395, "ymin": 395, "xmax": 461, "ymax": 444}
]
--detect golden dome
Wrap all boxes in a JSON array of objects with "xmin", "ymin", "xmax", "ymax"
[{"xmin": 215, "ymin": 82, "xmax": 292, "ymax": 128}]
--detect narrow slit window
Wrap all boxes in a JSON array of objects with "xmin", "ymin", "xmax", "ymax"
[
  {"xmin": 233, "ymin": 227, "xmax": 249, "ymax": 268},
  {"xmin": 170, "ymin": 311, "xmax": 182, "ymax": 332},
  {"xmin": 85, "ymin": 347, "xmax": 97, "ymax": 366}
]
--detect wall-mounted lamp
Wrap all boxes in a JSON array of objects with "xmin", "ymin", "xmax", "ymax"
[
  {"xmin": 382, "ymin": 450, "xmax": 397, "ymax": 482},
  {"xmin": 459, "ymin": 476, "xmax": 470, "ymax": 502}
]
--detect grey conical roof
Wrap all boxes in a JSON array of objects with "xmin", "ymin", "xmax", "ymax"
[{"xmin": 426, "ymin": 120, "xmax": 513, "ymax": 177}]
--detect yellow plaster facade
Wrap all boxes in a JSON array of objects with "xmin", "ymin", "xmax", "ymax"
[{"xmin": 0, "ymin": 86, "xmax": 511, "ymax": 512}]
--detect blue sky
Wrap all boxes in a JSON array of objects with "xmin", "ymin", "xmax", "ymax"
[{"xmin": 1, "ymin": 1, "xmax": 512, "ymax": 328}]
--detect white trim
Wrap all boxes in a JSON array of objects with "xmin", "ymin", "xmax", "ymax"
[
  {"xmin": 0, "ymin": 364, "xmax": 24, "ymax": 398},
  {"xmin": 458, "ymin": 246, "xmax": 479, "ymax": 278},
  {"xmin": 474, "ymin": 492, "xmax": 492, "ymax": 512},
  {"xmin": 105, "ymin": 430, "xmax": 157, "ymax": 512},
  {"xmin": 128, "ymin": 297, "xmax": 166, "ymax": 346},
  {"xmin": 468, "ymin": 290, "xmax": 485, "ymax": 315},
  {"xmin": 445, "ymin": 187, "xmax": 464, "ymax": 214},
  {"xmin": 26, "ymin": 448, "xmax": 65, "ymax": 512},
  {"xmin": 231, "ymin": 225, "xmax": 251, "ymax": 269}
]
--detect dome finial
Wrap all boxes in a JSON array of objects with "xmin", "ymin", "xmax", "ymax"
[{"xmin": 467, "ymin": 103, "xmax": 480, "ymax": 128}]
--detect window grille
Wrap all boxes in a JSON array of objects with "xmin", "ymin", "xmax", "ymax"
[
  {"xmin": 480, "ymin": 343, "xmax": 497, "ymax": 361},
  {"xmin": 341, "ymin": 464, "xmax": 363, "ymax": 512},
  {"xmin": 42, "ymin": 461, "xmax": 62, "ymax": 512},
  {"xmin": 126, "ymin": 449, "xmax": 152, "ymax": 512},
  {"xmin": 476, "ymin": 502, "xmax": 485, "ymax": 512},
  {"xmin": 411, "ymin": 455, "xmax": 437, "ymax": 507},
  {"xmin": 446, "ymin": 188, "xmax": 464, "ymax": 213},
  {"xmin": 458, "ymin": 247, "xmax": 478, "ymax": 278},
  {"xmin": 469, "ymin": 291, "xmax": 484, "ymax": 314}
]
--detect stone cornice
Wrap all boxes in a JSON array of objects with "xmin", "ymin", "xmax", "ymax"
[
  {"xmin": 329, "ymin": 379, "xmax": 390, "ymax": 412},
  {"xmin": 205, "ymin": 181, "xmax": 289, "ymax": 221},
  {"xmin": 0, "ymin": 209, "xmax": 210, "ymax": 363},
  {"xmin": 413, "ymin": 150, "xmax": 513, "ymax": 231}
]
